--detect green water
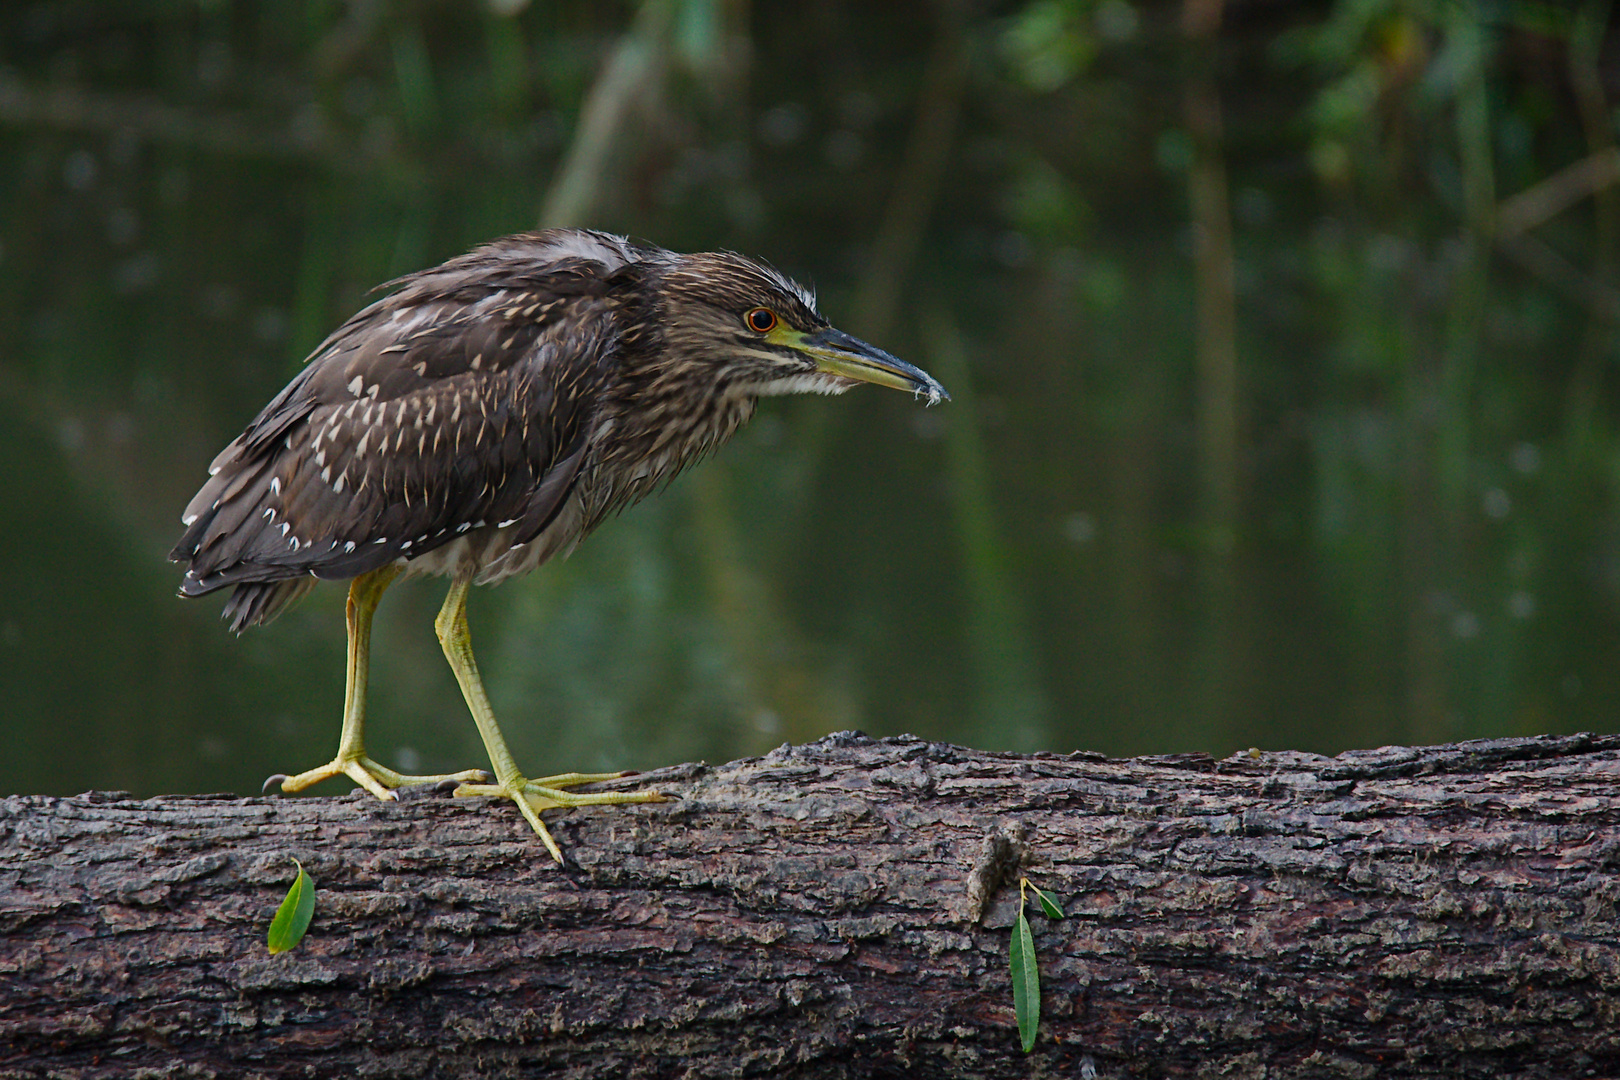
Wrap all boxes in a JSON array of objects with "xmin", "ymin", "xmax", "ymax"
[{"xmin": 2, "ymin": 1, "xmax": 1617, "ymax": 799}]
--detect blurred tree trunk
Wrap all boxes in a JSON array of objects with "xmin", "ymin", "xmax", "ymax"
[
  {"xmin": 5, "ymin": 733, "xmax": 1620, "ymax": 1078},
  {"xmin": 537, "ymin": 0, "xmax": 673, "ymax": 229},
  {"xmin": 1182, "ymin": 0, "xmax": 1248, "ymax": 751},
  {"xmin": 851, "ymin": 0, "xmax": 968, "ymax": 344},
  {"xmin": 1183, "ymin": 0, "xmax": 1240, "ymax": 556},
  {"xmin": 924, "ymin": 303, "xmax": 1050, "ymax": 751}
]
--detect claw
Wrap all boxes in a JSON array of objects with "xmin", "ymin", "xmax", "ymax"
[
  {"xmin": 261, "ymin": 773, "xmax": 289, "ymax": 795},
  {"xmin": 435, "ymin": 778, "xmax": 463, "ymax": 795}
]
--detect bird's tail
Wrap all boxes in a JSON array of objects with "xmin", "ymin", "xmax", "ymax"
[{"xmin": 218, "ymin": 579, "xmax": 318, "ymax": 633}]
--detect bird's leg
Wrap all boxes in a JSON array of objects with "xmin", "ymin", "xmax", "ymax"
[
  {"xmin": 432, "ymin": 575, "xmax": 665, "ymax": 862},
  {"xmin": 270, "ymin": 565, "xmax": 492, "ymax": 800}
]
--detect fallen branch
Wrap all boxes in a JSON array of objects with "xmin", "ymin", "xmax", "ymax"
[{"xmin": 3, "ymin": 732, "xmax": 1620, "ymax": 1078}]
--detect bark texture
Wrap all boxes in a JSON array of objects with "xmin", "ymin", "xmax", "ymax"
[{"xmin": 4, "ymin": 731, "xmax": 1620, "ymax": 1079}]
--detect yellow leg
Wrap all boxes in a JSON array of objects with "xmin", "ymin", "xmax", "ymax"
[
  {"xmin": 432, "ymin": 575, "xmax": 665, "ymax": 862},
  {"xmin": 271, "ymin": 565, "xmax": 492, "ymax": 799}
]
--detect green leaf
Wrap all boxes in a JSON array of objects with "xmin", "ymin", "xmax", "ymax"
[
  {"xmin": 267, "ymin": 858, "xmax": 315, "ymax": 955},
  {"xmin": 1010, "ymin": 908, "xmax": 1040, "ymax": 1052},
  {"xmin": 1032, "ymin": 884, "xmax": 1064, "ymax": 920}
]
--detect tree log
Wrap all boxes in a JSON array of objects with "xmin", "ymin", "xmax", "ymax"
[{"xmin": 4, "ymin": 731, "xmax": 1620, "ymax": 1078}]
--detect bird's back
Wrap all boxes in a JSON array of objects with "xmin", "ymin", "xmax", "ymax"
[{"xmin": 172, "ymin": 229, "xmax": 654, "ymax": 631}]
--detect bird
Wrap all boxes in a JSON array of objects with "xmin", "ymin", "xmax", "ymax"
[{"xmin": 171, "ymin": 228, "xmax": 948, "ymax": 862}]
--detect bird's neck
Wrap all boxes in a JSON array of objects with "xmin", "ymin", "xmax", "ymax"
[{"xmin": 586, "ymin": 273, "xmax": 759, "ymax": 511}]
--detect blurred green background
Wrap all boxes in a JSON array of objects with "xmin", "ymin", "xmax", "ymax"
[{"xmin": 2, "ymin": 0, "xmax": 1617, "ymax": 799}]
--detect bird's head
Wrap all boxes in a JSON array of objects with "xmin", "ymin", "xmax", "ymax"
[{"xmin": 652, "ymin": 252, "xmax": 949, "ymax": 406}]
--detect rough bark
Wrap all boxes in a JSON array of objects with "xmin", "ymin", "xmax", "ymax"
[{"xmin": 3, "ymin": 731, "xmax": 1620, "ymax": 1079}]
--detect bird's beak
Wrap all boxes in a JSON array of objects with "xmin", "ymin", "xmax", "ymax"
[{"xmin": 794, "ymin": 327, "xmax": 950, "ymax": 405}]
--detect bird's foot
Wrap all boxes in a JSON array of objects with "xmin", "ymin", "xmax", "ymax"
[
  {"xmin": 451, "ymin": 771, "xmax": 668, "ymax": 863},
  {"xmin": 265, "ymin": 755, "xmax": 494, "ymax": 801}
]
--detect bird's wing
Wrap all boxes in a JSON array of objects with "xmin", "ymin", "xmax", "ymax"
[{"xmin": 172, "ymin": 260, "xmax": 619, "ymax": 596}]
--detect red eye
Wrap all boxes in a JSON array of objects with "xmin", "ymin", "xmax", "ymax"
[{"xmin": 745, "ymin": 307, "xmax": 777, "ymax": 333}]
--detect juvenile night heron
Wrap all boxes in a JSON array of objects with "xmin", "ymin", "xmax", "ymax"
[{"xmin": 172, "ymin": 228, "xmax": 947, "ymax": 861}]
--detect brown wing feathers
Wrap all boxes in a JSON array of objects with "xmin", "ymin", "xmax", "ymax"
[{"xmin": 172, "ymin": 248, "xmax": 621, "ymax": 630}]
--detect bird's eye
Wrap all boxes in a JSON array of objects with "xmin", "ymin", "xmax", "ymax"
[{"xmin": 744, "ymin": 307, "xmax": 778, "ymax": 334}]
